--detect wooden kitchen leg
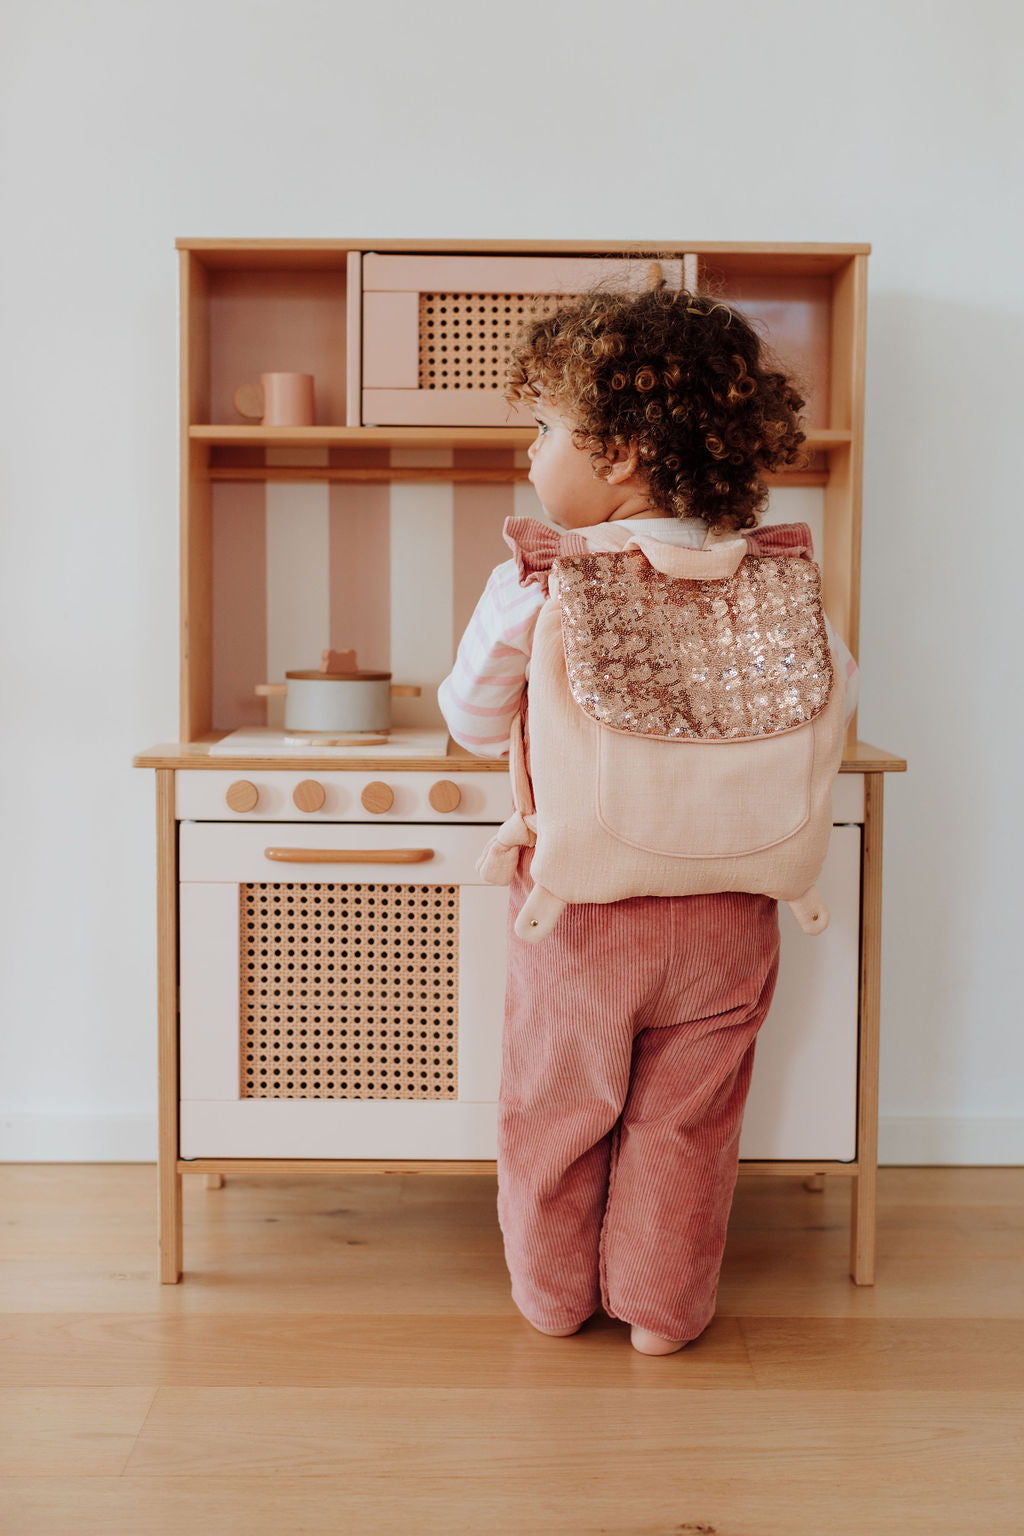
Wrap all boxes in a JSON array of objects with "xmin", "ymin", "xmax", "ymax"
[
  {"xmin": 851, "ymin": 773, "xmax": 883, "ymax": 1285},
  {"xmin": 156, "ymin": 770, "xmax": 183, "ymax": 1282}
]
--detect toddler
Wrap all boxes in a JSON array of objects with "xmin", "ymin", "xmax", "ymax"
[{"xmin": 438, "ymin": 282, "xmax": 858, "ymax": 1356}]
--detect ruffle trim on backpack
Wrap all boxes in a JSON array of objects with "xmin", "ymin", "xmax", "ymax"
[
  {"xmin": 502, "ymin": 515, "xmax": 815, "ymax": 590},
  {"xmin": 742, "ymin": 522, "xmax": 815, "ymax": 560},
  {"xmin": 503, "ymin": 517, "xmax": 587, "ymax": 594}
]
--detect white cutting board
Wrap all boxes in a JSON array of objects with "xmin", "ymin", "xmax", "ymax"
[{"xmin": 209, "ymin": 727, "xmax": 452, "ymax": 758}]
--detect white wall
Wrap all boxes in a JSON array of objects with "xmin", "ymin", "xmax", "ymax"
[{"xmin": 1, "ymin": 0, "xmax": 1021, "ymax": 1163}]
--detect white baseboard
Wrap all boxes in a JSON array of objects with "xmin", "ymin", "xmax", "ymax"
[
  {"xmin": 0, "ymin": 1112, "xmax": 156, "ymax": 1162},
  {"xmin": 877, "ymin": 1116, "xmax": 1024, "ymax": 1166},
  {"xmin": 2, "ymin": 1111, "xmax": 1023, "ymax": 1166}
]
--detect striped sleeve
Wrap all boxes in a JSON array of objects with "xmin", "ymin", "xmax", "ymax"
[
  {"xmin": 437, "ymin": 558, "xmax": 546, "ymax": 758},
  {"xmin": 824, "ymin": 614, "xmax": 860, "ymax": 726}
]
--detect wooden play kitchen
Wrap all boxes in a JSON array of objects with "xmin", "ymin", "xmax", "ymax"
[{"xmin": 134, "ymin": 237, "xmax": 905, "ymax": 1286}]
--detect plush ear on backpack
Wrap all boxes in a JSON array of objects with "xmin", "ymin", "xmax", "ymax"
[
  {"xmin": 514, "ymin": 884, "xmax": 566, "ymax": 943},
  {"xmin": 787, "ymin": 886, "xmax": 830, "ymax": 935}
]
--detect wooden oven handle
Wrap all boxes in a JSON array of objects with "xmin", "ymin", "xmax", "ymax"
[{"xmin": 263, "ymin": 847, "xmax": 434, "ymax": 865}]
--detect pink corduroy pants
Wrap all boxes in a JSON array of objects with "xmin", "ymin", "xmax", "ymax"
[{"xmin": 496, "ymin": 845, "xmax": 781, "ymax": 1343}]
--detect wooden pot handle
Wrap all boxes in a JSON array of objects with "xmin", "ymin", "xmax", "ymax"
[
  {"xmin": 254, "ymin": 683, "xmax": 288, "ymax": 697},
  {"xmin": 390, "ymin": 685, "xmax": 422, "ymax": 698},
  {"xmin": 233, "ymin": 382, "xmax": 264, "ymax": 420}
]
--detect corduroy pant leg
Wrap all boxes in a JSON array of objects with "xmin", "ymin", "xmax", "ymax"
[
  {"xmin": 496, "ymin": 848, "xmax": 667, "ymax": 1331},
  {"xmin": 598, "ymin": 892, "xmax": 781, "ymax": 1342}
]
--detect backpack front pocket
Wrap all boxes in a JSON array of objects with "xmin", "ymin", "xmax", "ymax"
[{"xmin": 596, "ymin": 723, "xmax": 814, "ymax": 858}]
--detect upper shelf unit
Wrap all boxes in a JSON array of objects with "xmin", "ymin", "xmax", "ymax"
[
  {"xmin": 180, "ymin": 239, "xmax": 869, "ymax": 441},
  {"xmin": 177, "ymin": 239, "xmax": 869, "ymax": 744}
]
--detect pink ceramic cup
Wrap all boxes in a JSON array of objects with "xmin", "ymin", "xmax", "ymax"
[{"xmin": 260, "ymin": 372, "xmax": 316, "ymax": 426}]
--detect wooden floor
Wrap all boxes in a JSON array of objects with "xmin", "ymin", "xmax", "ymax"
[{"xmin": 1, "ymin": 1165, "xmax": 1022, "ymax": 1535}]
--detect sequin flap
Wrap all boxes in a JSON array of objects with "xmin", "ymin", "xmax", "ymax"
[{"xmin": 554, "ymin": 550, "xmax": 833, "ymax": 739}]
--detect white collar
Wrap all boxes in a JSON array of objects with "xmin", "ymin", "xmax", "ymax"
[{"xmin": 612, "ymin": 516, "xmax": 708, "ymax": 548}]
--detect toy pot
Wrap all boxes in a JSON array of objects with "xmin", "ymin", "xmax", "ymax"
[{"xmin": 255, "ymin": 670, "xmax": 421, "ymax": 734}]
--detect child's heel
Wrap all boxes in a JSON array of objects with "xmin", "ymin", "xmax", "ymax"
[{"xmin": 630, "ymin": 1326, "xmax": 686, "ymax": 1356}]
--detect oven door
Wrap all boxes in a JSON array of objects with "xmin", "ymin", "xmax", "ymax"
[{"xmin": 179, "ymin": 821, "xmax": 508, "ymax": 1159}]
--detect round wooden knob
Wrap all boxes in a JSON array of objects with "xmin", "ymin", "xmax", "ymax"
[
  {"xmin": 428, "ymin": 779, "xmax": 461, "ymax": 813},
  {"xmin": 226, "ymin": 780, "xmax": 259, "ymax": 813},
  {"xmin": 361, "ymin": 781, "xmax": 394, "ymax": 814},
  {"xmin": 293, "ymin": 779, "xmax": 326, "ymax": 813}
]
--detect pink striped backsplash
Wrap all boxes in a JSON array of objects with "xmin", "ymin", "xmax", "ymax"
[
  {"xmin": 327, "ymin": 446, "xmax": 392, "ymax": 680},
  {"xmin": 212, "ymin": 480, "xmax": 267, "ymax": 729},
  {"xmin": 211, "ymin": 448, "xmax": 529, "ymax": 733}
]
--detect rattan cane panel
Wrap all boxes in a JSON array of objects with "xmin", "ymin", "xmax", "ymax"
[
  {"xmin": 240, "ymin": 883, "xmax": 458, "ymax": 1100},
  {"xmin": 418, "ymin": 292, "xmax": 569, "ymax": 389}
]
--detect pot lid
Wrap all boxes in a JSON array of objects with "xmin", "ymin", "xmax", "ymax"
[{"xmin": 286, "ymin": 669, "xmax": 392, "ymax": 682}]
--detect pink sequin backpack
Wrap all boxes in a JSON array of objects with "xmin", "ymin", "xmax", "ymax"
[{"xmin": 476, "ymin": 516, "xmax": 846, "ymax": 943}]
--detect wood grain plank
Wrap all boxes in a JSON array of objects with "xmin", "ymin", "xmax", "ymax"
[
  {"xmin": 123, "ymin": 1385, "xmax": 1024, "ymax": 1480},
  {"xmin": 0, "ymin": 1314, "xmax": 753, "ymax": 1390},
  {"xmin": 4, "ymin": 1476, "xmax": 1017, "ymax": 1536},
  {"xmin": 0, "ymin": 1388, "xmax": 155, "ymax": 1475},
  {"xmin": 741, "ymin": 1316, "xmax": 1024, "ymax": 1389}
]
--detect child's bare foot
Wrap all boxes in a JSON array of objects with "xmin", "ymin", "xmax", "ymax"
[
  {"xmin": 630, "ymin": 1325, "xmax": 686, "ymax": 1355},
  {"xmin": 518, "ymin": 1305, "xmax": 593, "ymax": 1337}
]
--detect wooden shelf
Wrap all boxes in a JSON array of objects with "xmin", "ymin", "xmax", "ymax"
[
  {"xmin": 175, "ymin": 1156, "xmax": 861, "ymax": 1175},
  {"xmin": 132, "ymin": 738, "xmax": 906, "ymax": 774},
  {"xmin": 192, "ymin": 424, "xmax": 534, "ymax": 447},
  {"xmin": 190, "ymin": 424, "xmax": 851, "ymax": 451},
  {"xmin": 195, "ymin": 425, "xmax": 846, "ymax": 484},
  {"xmin": 210, "ymin": 464, "xmax": 528, "ymax": 483},
  {"xmin": 177, "ymin": 237, "xmax": 871, "ymax": 271}
]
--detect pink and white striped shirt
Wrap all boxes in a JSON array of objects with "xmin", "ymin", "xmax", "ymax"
[
  {"xmin": 438, "ymin": 555, "xmax": 546, "ymax": 756},
  {"xmin": 438, "ymin": 517, "xmax": 860, "ymax": 759}
]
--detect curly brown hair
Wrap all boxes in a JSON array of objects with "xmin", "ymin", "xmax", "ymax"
[{"xmin": 505, "ymin": 282, "xmax": 807, "ymax": 531}]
